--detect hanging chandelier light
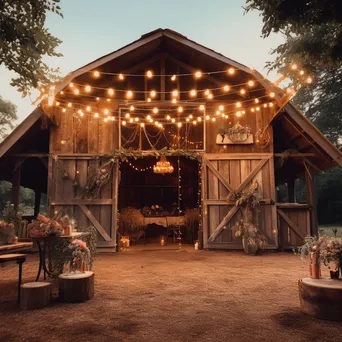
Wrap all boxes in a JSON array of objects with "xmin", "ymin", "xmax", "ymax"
[{"xmin": 153, "ymin": 156, "xmax": 174, "ymax": 174}]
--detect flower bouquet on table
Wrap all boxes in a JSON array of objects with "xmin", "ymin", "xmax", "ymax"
[
  {"xmin": 66, "ymin": 239, "xmax": 91, "ymax": 273},
  {"xmin": 320, "ymin": 237, "xmax": 342, "ymax": 279},
  {"xmin": 0, "ymin": 221, "xmax": 15, "ymax": 245},
  {"xmin": 28, "ymin": 213, "xmax": 64, "ymax": 238}
]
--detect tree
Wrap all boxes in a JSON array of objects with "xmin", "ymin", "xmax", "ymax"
[
  {"xmin": 0, "ymin": 0, "xmax": 63, "ymax": 95},
  {"xmin": 0, "ymin": 96, "xmax": 18, "ymax": 140},
  {"xmin": 245, "ymin": 0, "xmax": 342, "ymax": 147}
]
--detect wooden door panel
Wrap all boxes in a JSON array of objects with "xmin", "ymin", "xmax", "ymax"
[{"xmin": 202, "ymin": 153, "xmax": 277, "ymax": 249}]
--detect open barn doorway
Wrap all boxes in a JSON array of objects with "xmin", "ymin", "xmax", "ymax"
[{"xmin": 118, "ymin": 156, "xmax": 200, "ymax": 250}]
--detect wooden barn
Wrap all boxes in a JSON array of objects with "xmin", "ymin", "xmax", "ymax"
[{"xmin": 0, "ymin": 29, "xmax": 341, "ymax": 252}]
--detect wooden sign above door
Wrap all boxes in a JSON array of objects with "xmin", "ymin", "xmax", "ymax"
[{"xmin": 216, "ymin": 122, "xmax": 254, "ymax": 145}]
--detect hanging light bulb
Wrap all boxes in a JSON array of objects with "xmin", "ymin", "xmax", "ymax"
[
  {"xmin": 205, "ymin": 115, "xmax": 210, "ymax": 120},
  {"xmin": 228, "ymin": 67, "xmax": 235, "ymax": 75},
  {"xmin": 126, "ymin": 90, "xmax": 133, "ymax": 99},
  {"xmin": 86, "ymin": 106, "xmax": 91, "ymax": 112},
  {"xmin": 129, "ymin": 118, "xmax": 134, "ymax": 123},
  {"xmin": 85, "ymin": 85, "xmax": 91, "ymax": 93},
  {"xmin": 62, "ymin": 108, "xmax": 67, "ymax": 113},
  {"xmin": 171, "ymin": 118, "xmax": 176, "ymax": 123},
  {"xmin": 108, "ymin": 88, "xmax": 115, "ymax": 96},
  {"xmin": 146, "ymin": 70, "xmax": 153, "ymax": 78},
  {"xmin": 236, "ymin": 102, "xmax": 241, "ymax": 108},
  {"xmin": 153, "ymin": 107, "xmax": 159, "ymax": 114},
  {"xmin": 291, "ymin": 64, "xmax": 298, "ymax": 70},
  {"xmin": 299, "ymin": 70, "xmax": 305, "ymax": 76},
  {"xmin": 172, "ymin": 98, "xmax": 177, "ymax": 104},
  {"xmin": 67, "ymin": 102, "xmax": 72, "ymax": 107},
  {"xmin": 190, "ymin": 89, "xmax": 197, "ymax": 97},
  {"xmin": 111, "ymin": 116, "xmax": 115, "ymax": 121},
  {"xmin": 248, "ymin": 80, "xmax": 255, "ymax": 87},
  {"xmin": 74, "ymin": 89, "xmax": 80, "ymax": 95},
  {"xmin": 270, "ymin": 92, "xmax": 275, "ymax": 98},
  {"xmin": 223, "ymin": 85, "xmax": 230, "ymax": 92},
  {"xmin": 140, "ymin": 123, "xmax": 145, "ymax": 127},
  {"xmin": 236, "ymin": 111, "xmax": 241, "ymax": 117},
  {"xmin": 219, "ymin": 105, "xmax": 224, "ymax": 111},
  {"xmin": 254, "ymin": 98, "xmax": 259, "ymax": 104},
  {"xmin": 240, "ymin": 88, "xmax": 246, "ymax": 95},
  {"xmin": 189, "ymin": 114, "xmax": 193, "ymax": 119},
  {"xmin": 207, "ymin": 93, "xmax": 213, "ymax": 100},
  {"xmin": 178, "ymin": 106, "xmax": 183, "ymax": 113},
  {"xmin": 195, "ymin": 71, "xmax": 202, "ymax": 78},
  {"xmin": 166, "ymin": 115, "xmax": 171, "ymax": 120},
  {"xmin": 171, "ymin": 74, "xmax": 177, "ymax": 81},
  {"xmin": 96, "ymin": 97, "xmax": 100, "ymax": 101},
  {"xmin": 146, "ymin": 115, "xmax": 152, "ymax": 121},
  {"xmin": 199, "ymin": 105, "xmax": 205, "ymax": 111},
  {"xmin": 118, "ymin": 73, "xmax": 125, "ymax": 80},
  {"xmin": 186, "ymin": 118, "xmax": 190, "ymax": 122},
  {"xmin": 125, "ymin": 113, "xmax": 130, "ymax": 118},
  {"xmin": 122, "ymin": 121, "xmax": 126, "ymax": 126},
  {"xmin": 129, "ymin": 105, "xmax": 135, "ymax": 111},
  {"xmin": 172, "ymin": 90, "xmax": 179, "ymax": 97},
  {"xmin": 212, "ymin": 117, "xmax": 216, "ymax": 122},
  {"xmin": 150, "ymin": 90, "xmax": 157, "ymax": 98},
  {"xmin": 94, "ymin": 112, "xmax": 99, "ymax": 118},
  {"xmin": 147, "ymin": 97, "xmax": 152, "ymax": 103},
  {"xmin": 177, "ymin": 122, "xmax": 182, "ymax": 127},
  {"xmin": 56, "ymin": 101, "xmax": 60, "ymax": 106},
  {"xmin": 306, "ymin": 76, "xmax": 313, "ymax": 84},
  {"xmin": 104, "ymin": 108, "xmax": 109, "ymax": 115},
  {"xmin": 134, "ymin": 117, "xmax": 139, "ymax": 122},
  {"xmin": 269, "ymin": 103, "xmax": 274, "ymax": 107},
  {"xmin": 69, "ymin": 83, "xmax": 74, "ymax": 88},
  {"xmin": 193, "ymin": 120, "xmax": 197, "ymax": 125},
  {"xmin": 93, "ymin": 70, "xmax": 100, "ymax": 77}
]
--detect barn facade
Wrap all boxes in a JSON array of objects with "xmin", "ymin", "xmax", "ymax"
[{"xmin": 1, "ymin": 29, "xmax": 341, "ymax": 252}]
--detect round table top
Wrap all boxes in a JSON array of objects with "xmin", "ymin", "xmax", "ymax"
[
  {"xmin": 22, "ymin": 282, "xmax": 51, "ymax": 288},
  {"xmin": 301, "ymin": 277, "xmax": 342, "ymax": 289},
  {"xmin": 59, "ymin": 271, "xmax": 94, "ymax": 279}
]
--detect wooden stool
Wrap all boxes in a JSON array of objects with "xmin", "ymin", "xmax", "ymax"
[
  {"xmin": 298, "ymin": 278, "xmax": 342, "ymax": 321},
  {"xmin": 59, "ymin": 271, "xmax": 94, "ymax": 302},
  {"xmin": 0, "ymin": 253, "xmax": 26, "ymax": 303},
  {"xmin": 20, "ymin": 282, "xmax": 52, "ymax": 310}
]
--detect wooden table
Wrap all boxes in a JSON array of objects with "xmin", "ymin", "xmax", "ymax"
[
  {"xmin": 0, "ymin": 242, "xmax": 33, "ymax": 255},
  {"xmin": 32, "ymin": 232, "xmax": 89, "ymax": 281},
  {"xmin": 0, "ymin": 254, "xmax": 26, "ymax": 303},
  {"xmin": 143, "ymin": 216, "xmax": 184, "ymax": 242},
  {"xmin": 298, "ymin": 277, "xmax": 342, "ymax": 321}
]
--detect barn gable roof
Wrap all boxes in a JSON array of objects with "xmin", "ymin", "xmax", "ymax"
[{"xmin": 0, "ymin": 28, "xmax": 341, "ymax": 171}]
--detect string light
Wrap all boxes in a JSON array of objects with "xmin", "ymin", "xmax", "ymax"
[
  {"xmin": 207, "ymin": 93, "xmax": 213, "ymax": 100},
  {"xmin": 223, "ymin": 85, "xmax": 230, "ymax": 92},
  {"xmin": 86, "ymin": 106, "xmax": 91, "ymax": 112},
  {"xmin": 122, "ymin": 121, "xmax": 126, "ymax": 126},
  {"xmin": 291, "ymin": 64, "xmax": 298, "ymax": 70},
  {"xmin": 228, "ymin": 67, "xmax": 235, "ymax": 75},
  {"xmin": 240, "ymin": 88, "xmax": 246, "ymax": 95},
  {"xmin": 150, "ymin": 90, "xmax": 157, "ymax": 98},
  {"xmin": 236, "ymin": 102, "xmax": 241, "ymax": 108},
  {"xmin": 219, "ymin": 105, "xmax": 224, "ymax": 111},
  {"xmin": 190, "ymin": 89, "xmax": 197, "ymax": 97},
  {"xmin": 153, "ymin": 107, "xmax": 159, "ymax": 114},
  {"xmin": 270, "ymin": 92, "xmax": 275, "ymax": 98},
  {"xmin": 254, "ymin": 98, "xmax": 259, "ymax": 103},
  {"xmin": 146, "ymin": 70, "xmax": 153, "ymax": 78},
  {"xmin": 130, "ymin": 105, "xmax": 135, "ymax": 111},
  {"xmin": 69, "ymin": 83, "xmax": 74, "ymax": 88},
  {"xmin": 74, "ymin": 89, "xmax": 80, "ymax": 95},
  {"xmin": 118, "ymin": 73, "xmax": 124, "ymax": 80},
  {"xmin": 199, "ymin": 105, "xmax": 205, "ymax": 111},
  {"xmin": 171, "ymin": 74, "xmax": 177, "ymax": 81},
  {"xmin": 172, "ymin": 90, "xmax": 179, "ymax": 97},
  {"xmin": 93, "ymin": 71, "xmax": 100, "ymax": 77},
  {"xmin": 248, "ymin": 80, "xmax": 255, "ymax": 87},
  {"xmin": 172, "ymin": 98, "xmax": 177, "ymax": 104},
  {"xmin": 94, "ymin": 112, "xmax": 99, "ymax": 118},
  {"xmin": 127, "ymin": 90, "xmax": 133, "ymax": 99},
  {"xmin": 104, "ymin": 109, "xmax": 109, "ymax": 115},
  {"xmin": 125, "ymin": 113, "xmax": 130, "ymax": 118},
  {"xmin": 306, "ymin": 76, "xmax": 313, "ymax": 84},
  {"xmin": 178, "ymin": 106, "xmax": 183, "ymax": 113},
  {"xmin": 195, "ymin": 71, "xmax": 202, "ymax": 78},
  {"xmin": 108, "ymin": 88, "xmax": 115, "ymax": 96},
  {"xmin": 85, "ymin": 85, "xmax": 91, "ymax": 93}
]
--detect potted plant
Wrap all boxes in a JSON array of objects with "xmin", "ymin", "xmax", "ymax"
[
  {"xmin": 229, "ymin": 181, "xmax": 267, "ymax": 255},
  {"xmin": 320, "ymin": 237, "xmax": 342, "ymax": 279}
]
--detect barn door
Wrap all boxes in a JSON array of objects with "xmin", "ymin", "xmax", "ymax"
[
  {"xmin": 49, "ymin": 157, "xmax": 118, "ymax": 251},
  {"xmin": 202, "ymin": 153, "xmax": 277, "ymax": 249}
]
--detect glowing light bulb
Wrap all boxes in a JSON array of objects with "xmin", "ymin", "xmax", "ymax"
[
  {"xmin": 171, "ymin": 118, "xmax": 176, "ymax": 123},
  {"xmin": 146, "ymin": 70, "xmax": 153, "ymax": 78},
  {"xmin": 291, "ymin": 64, "xmax": 298, "ymax": 70},
  {"xmin": 122, "ymin": 121, "xmax": 126, "ymax": 126},
  {"xmin": 251, "ymin": 108, "xmax": 255, "ymax": 112},
  {"xmin": 216, "ymin": 110, "xmax": 221, "ymax": 116},
  {"xmin": 256, "ymin": 106, "xmax": 260, "ymax": 111},
  {"xmin": 67, "ymin": 102, "xmax": 72, "ymax": 107},
  {"xmin": 56, "ymin": 102, "xmax": 60, "ymax": 106},
  {"xmin": 177, "ymin": 122, "xmax": 182, "ymax": 127},
  {"xmin": 190, "ymin": 89, "xmax": 197, "ymax": 97},
  {"xmin": 166, "ymin": 115, "xmax": 171, "ymax": 120},
  {"xmin": 106, "ymin": 98, "xmax": 111, "ymax": 102},
  {"xmin": 195, "ymin": 71, "xmax": 202, "ymax": 78},
  {"xmin": 153, "ymin": 107, "xmax": 159, "ymax": 114},
  {"xmin": 269, "ymin": 103, "xmax": 274, "ymax": 107},
  {"xmin": 135, "ymin": 117, "xmax": 139, "ymax": 122},
  {"xmin": 140, "ymin": 123, "xmax": 145, "ymax": 127},
  {"xmin": 129, "ymin": 118, "xmax": 134, "ymax": 123},
  {"xmin": 236, "ymin": 111, "xmax": 241, "ymax": 117},
  {"xmin": 96, "ymin": 97, "xmax": 100, "ymax": 101},
  {"xmin": 193, "ymin": 121, "xmax": 197, "ymax": 125},
  {"xmin": 155, "ymin": 121, "xmax": 159, "ymax": 126},
  {"xmin": 198, "ymin": 117, "xmax": 202, "ymax": 122},
  {"xmin": 228, "ymin": 67, "xmax": 235, "ymax": 75},
  {"xmin": 60, "ymin": 91, "xmax": 64, "ymax": 95},
  {"xmin": 199, "ymin": 105, "xmax": 205, "ymax": 111},
  {"xmin": 146, "ymin": 115, "xmax": 152, "ymax": 120},
  {"xmin": 79, "ymin": 111, "xmax": 84, "ymax": 117},
  {"xmin": 223, "ymin": 85, "xmax": 230, "ymax": 92},
  {"xmin": 104, "ymin": 117, "xmax": 108, "ymax": 123},
  {"xmin": 62, "ymin": 108, "xmax": 67, "ymax": 113},
  {"xmin": 118, "ymin": 73, "xmax": 124, "ymax": 80},
  {"xmin": 248, "ymin": 80, "xmax": 255, "ymax": 87},
  {"xmin": 186, "ymin": 118, "xmax": 190, "ymax": 122},
  {"xmin": 236, "ymin": 102, "xmax": 241, "ymax": 108},
  {"xmin": 104, "ymin": 109, "xmax": 109, "ymax": 115},
  {"xmin": 171, "ymin": 74, "xmax": 177, "ymax": 81},
  {"xmin": 172, "ymin": 90, "xmax": 179, "ymax": 97},
  {"xmin": 172, "ymin": 98, "xmax": 177, "ymax": 104},
  {"xmin": 240, "ymin": 88, "xmax": 246, "ymax": 95},
  {"xmin": 74, "ymin": 89, "xmax": 80, "ymax": 95},
  {"xmin": 208, "ymin": 93, "xmax": 213, "ymax": 100},
  {"xmin": 150, "ymin": 90, "xmax": 157, "ymax": 98},
  {"xmin": 225, "ymin": 115, "xmax": 229, "ymax": 119},
  {"xmin": 205, "ymin": 115, "xmax": 210, "ymax": 120},
  {"xmin": 130, "ymin": 105, "xmax": 135, "ymax": 111},
  {"xmin": 94, "ymin": 113, "xmax": 99, "ymax": 118},
  {"xmin": 69, "ymin": 83, "xmax": 74, "ymax": 88},
  {"xmin": 270, "ymin": 92, "xmax": 275, "ymax": 98},
  {"xmin": 189, "ymin": 114, "xmax": 193, "ymax": 119},
  {"xmin": 127, "ymin": 90, "xmax": 133, "ymax": 99},
  {"xmin": 125, "ymin": 113, "xmax": 130, "ymax": 118},
  {"xmin": 219, "ymin": 105, "xmax": 224, "ymax": 111},
  {"xmin": 107, "ymin": 88, "xmax": 115, "ymax": 96},
  {"xmin": 147, "ymin": 97, "xmax": 151, "ymax": 103},
  {"xmin": 212, "ymin": 117, "xmax": 216, "ymax": 122},
  {"xmin": 306, "ymin": 77, "xmax": 313, "ymax": 84},
  {"xmin": 178, "ymin": 106, "xmax": 183, "ymax": 113},
  {"xmin": 111, "ymin": 116, "xmax": 115, "ymax": 121},
  {"xmin": 254, "ymin": 98, "xmax": 259, "ymax": 104},
  {"xmin": 86, "ymin": 106, "xmax": 91, "ymax": 112},
  {"xmin": 85, "ymin": 85, "xmax": 91, "ymax": 93},
  {"xmin": 93, "ymin": 71, "xmax": 100, "ymax": 77},
  {"xmin": 263, "ymin": 103, "xmax": 268, "ymax": 108}
]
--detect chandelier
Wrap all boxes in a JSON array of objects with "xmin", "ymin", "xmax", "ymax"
[{"xmin": 153, "ymin": 156, "xmax": 174, "ymax": 174}]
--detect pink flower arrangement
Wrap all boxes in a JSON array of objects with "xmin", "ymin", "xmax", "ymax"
[{"xmin": 71, "ymin": 239, "xmax": 87, "ymax": 249}]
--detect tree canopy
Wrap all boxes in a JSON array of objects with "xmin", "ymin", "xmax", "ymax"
[
  {"xmin": 0, "ymin": 0, "xmax": 63, "ymax": 95},
  {"xmin": 0, "ymin": 96, "xmax": 18, "ymax": 140}
]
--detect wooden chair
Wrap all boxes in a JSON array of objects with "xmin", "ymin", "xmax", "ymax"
[{"xmin": 0, "ymin": 254, "xmax": 26, "ymax": 303}]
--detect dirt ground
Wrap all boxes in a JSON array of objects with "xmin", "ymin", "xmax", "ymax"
[{"xmin": 1, "ymin": 245, "xmax": 342, "ymax": 342}]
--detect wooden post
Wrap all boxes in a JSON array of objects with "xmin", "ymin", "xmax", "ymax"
[
  {"xmin": 34, "ymin": 190, "xmax": 41, "ymax": 217},
  {"xmin": 11, "ymin": 164, "xmax": 21, "ymax": 207},
  {"xmin": 287, "ymin": 177, "xmax": 296, "ymax": 203},
  {"xmin": 304, "ymin": 164, "xmax": 318, "ymax": 235}
]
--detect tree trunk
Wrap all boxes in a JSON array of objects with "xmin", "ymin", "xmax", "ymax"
[
  {"xmin": 58, "ymin": 271, "xmax": 94, "ymax": 302},
  {"xmin": 20, "ymin": 282, "xmax": 51, "ymax": 310}
]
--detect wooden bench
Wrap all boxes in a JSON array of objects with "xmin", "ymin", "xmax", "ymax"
[
  {"xmin": 0, "ymin": 254, "xmax": 26, "ymax": 303},
  {"xmin": 0, "ymin": 242, "xmax": 33, "ymax": 255},
  {"xmin": 299, "ymin": 277, "xmax": 342, "ymax": 321}
]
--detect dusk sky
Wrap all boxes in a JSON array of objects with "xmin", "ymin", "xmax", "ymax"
[{"xmin": 0, "ymin": 0, "xmax": 283, "ymax": 124}]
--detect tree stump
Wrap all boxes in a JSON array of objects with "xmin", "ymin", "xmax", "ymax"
[
  {"xmin": 20, "ymin": 282, "xmax": 52, "ymax": 310},
  {"xmin": 58, "ymin": 271, "xmax": 94, "ymax": 302},
  {"xmin": 298, "ymin": 278, "xmax": 342, "ymax": 321}
]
